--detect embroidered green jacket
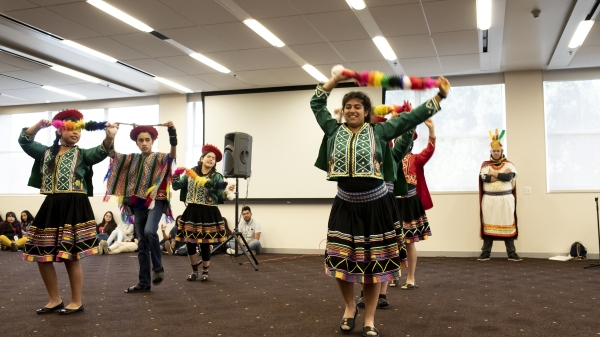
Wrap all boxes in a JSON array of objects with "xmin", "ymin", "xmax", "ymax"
[
  {"xmin": 311, "ymin": 84, "xmax": 440, "ymax": 183},
  {"xmin": 18, "ymin": 128, "xmax": 111, "ymax": 196},
  {"xmin": 391, "ymin": 128, "xmax": 416, "ymax": 196},
  {"xmin": 172, "ymin": 171, "xmax": 228, "ymax": 206}
]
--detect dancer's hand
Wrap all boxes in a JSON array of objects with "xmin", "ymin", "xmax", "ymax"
[
  {"xmin": 105, "ymin": 122, "xmax": 119, "ymax": 138},
  {"xmin": 165, "ymin": 121, "xmax": 175, "ymax": 130},
  {"xmin": 39, "ymin": 119, "xmax": 52, "ymax": 128},
  {"xmin": 437, "ymin": 76, "xmax": 450, "ymax": 97},
  {"xmin": 424, "ymin": 118, "xmax": 434, "ymax": 129},
  {"xmin": 227, "ymin": 184, "xmax": 235, "ymax": 192}
]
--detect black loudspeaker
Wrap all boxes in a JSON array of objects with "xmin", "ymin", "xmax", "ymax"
[{"xmin": 223, "ymin": 132, "xmax": 252, "ymax": 178}]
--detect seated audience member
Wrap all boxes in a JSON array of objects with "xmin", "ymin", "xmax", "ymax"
[
  {"xmin": 106, "ymin": 239, "xmax": 139, "ymax": 254},
  {"xmin": 105, "ymin": 220, "xmax": 134, "ymax": 246},
  {"xmin": 0, "ymin": 212, "xmax": 26, "ymax": 251},
  {"xmin": 97, "ymin": 211, "xmax": 118, "ymax": 241},
  {"xmin": 161, "ymin": 216, "xmax": 188, "ymax": 255},
  {"xmin": 20, "ymin": 210, "xmax": 35, "ymax": 235},
  {"xmin": 227, "ymin": 206, "xmax": 262, "ymax": 255}
]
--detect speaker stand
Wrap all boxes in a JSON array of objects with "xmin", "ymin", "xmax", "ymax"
[{"xmin": 212, "ymin": 178, "xmax": 258, "ymax": 271}]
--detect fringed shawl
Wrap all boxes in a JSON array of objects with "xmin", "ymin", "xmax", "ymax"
[{"xmin": 104, "ymin": 152, "xmax": 174, "ymax": 223}]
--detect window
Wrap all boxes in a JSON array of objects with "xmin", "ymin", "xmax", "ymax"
[
  {"xmin": 544, "ymin": 79, "xmax": 600, "ymax": 192},
  {"xmin": 0, "ymin": 105, "xmax": 159, "ymax": 195},
  {"xmin": 185, "ymin": 102, "xmax": 204, "ymax": 168},
  {"xmin": 386, "ymin": 84, "xmax": 506, "ymax": 192}
]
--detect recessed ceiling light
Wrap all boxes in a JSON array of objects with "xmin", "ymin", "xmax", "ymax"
[
  {"xmin": 372, "ymin": 36, "xmax": 397, "ymax": 61},
  {"xmin": 42, "ymin": 86, "xmax": 86, "ymax": 99},
  {"xmin": 568, "ymin": 20, "xmax": 594, "ymax": 48},
  {"xmin": 302, "ymin": 65, "xmax": 328, "ymax": 82},
  {"xmin": 51, "ymin": 65, "xmax": 101, "ymax": 84},
  {"xmin": 190, "ymin": 53, "xmax": 231, "ymax": 73},
  {"xmin": 62, "ymin": 40, "xmax": 118, "ymax": 63},
  {"xmin": 477, "ymin": 0, "xmax": 492, "ymax": 30},
  {"xmin": 154, "ymin": 77, "xmax": 193, "ymax": 93},
  {"xmin": 87, "ymin": 0, "xmax": 153, "ymax": 32},
  {"xmin": 243, "ymin": 19, "xmax": 285, "ymax": 47},
  {"xmin": 346, "ymin": 0, "xmax": 366, "ymax": 10}
]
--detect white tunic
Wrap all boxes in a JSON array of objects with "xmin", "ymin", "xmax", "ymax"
[{"xmin": 480, "ymin": 162, "xmax": 517, "ymax": 238}]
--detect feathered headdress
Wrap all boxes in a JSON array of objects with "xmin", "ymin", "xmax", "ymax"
[{"xmin": 489, "ymin": 129, "xmax": 505, "ymax": 150}]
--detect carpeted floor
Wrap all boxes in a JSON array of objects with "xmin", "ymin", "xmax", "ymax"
[{"xmin": 1, "ymin": 251, "xmax": 599, "ymax": 337}]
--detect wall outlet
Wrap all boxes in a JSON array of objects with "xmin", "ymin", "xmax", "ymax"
[{"xmin": 524, "ymin": 186, "xmax": 532, "ymax": 195}]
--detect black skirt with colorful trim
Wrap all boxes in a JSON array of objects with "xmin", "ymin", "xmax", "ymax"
[
  {"xmin": 176, "ymin": 203, "xmax": 227, "ymax": 244},
  {"xmin": 23, "ymin": 193, "xmax": 98, "ymax": 263},
  {"xmin": 397, "ymin": 187, "xmax": 431, "ymax": 243},
  {"xmin": 325, "ymin": 179, "xmax": 407, "ymax": 284}
]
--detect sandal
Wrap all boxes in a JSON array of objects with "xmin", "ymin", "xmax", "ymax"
[
  {"xmin": 389, "ymin": 279, "xmax": 398, "ymax": 287},
  {"xmin": 362, "ymin": 326, "xmax": 380, "ymax": 337},
  {"xmin": 200, "ymin": 273, "xmax": 210, "ymax": 282},
  {"xmin": 124, "ymin": 284, "xmax": 151, "ymax": 293},
  {"xmin": 400, "ymin": 283, "xmax": 416, "ymax": 290},
  {"xmin": 339, "ymin": 303, "xmax": 359, "ymax": 334},
  {"xmin": 187, "ymin": 272, "xmax": 199, "ymax": 281}
]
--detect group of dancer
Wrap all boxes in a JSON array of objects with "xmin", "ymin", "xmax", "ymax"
[{"xmin": 15, "ymin": 64, "xmax": 518, "ymax": 337}]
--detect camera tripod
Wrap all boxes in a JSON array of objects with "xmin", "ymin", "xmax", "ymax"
[
  {"xmin": 212, "ymin": 178, "xmax": 258, "ymax": 270},
  {"xmin": 585, "ymin": 197, "xmax": 600, "ymax": 269}
]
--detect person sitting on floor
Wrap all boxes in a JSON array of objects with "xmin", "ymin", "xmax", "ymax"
[
  {"xmin": 98, "ymin": 220, "xmax": 134, "ymax": 255},
  {"xmin": 0, "ymin": 212, "xmax": 26, "ymax": 251},
  {"xmin": 107, "ymin": 239, "xmax": 139, "ymax": 254},
  {"xmin": 160, "ymin": 216, "xmax": 186, "ymax": 255},
  {"xmin": 226, "ymin": 206, "xmax": 262, "ymax": 255},
  {"xmin": 20, "ymin": 210, "xmax": 35, "ymax": 235},
  {"xmin": 97, "ymin": 211, "xmax": 118, "ymax": 241}
]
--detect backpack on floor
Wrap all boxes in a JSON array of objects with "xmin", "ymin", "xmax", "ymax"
[{"xmin": 569, "ymin": 242, "xmax": 587, "ymax": 260}]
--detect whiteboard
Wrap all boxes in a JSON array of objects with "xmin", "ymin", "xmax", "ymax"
[{"xmin": 204, "ymin": 86, "xmax": 382, "ymax": 199}]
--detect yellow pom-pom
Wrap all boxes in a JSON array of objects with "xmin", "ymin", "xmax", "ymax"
[
  {"xmin": 373, "ymin": 105, "xmax": 390, "ymax": 116},
  {"xmin": 373, "ymin": 72, "xmax": 384, "ymax": 86}
]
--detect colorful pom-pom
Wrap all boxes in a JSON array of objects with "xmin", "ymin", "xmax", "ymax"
[
  {"xmin": 52, "ymin": 119, "xmax": 107, "ymax": 131},
  {"xmin": 331, "ymin": 64, "xmax": 345, "ymax": 78}
]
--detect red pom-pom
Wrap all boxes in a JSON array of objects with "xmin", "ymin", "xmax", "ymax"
[
  {"xmin": 409, "ymin": 76, "xmax": 424, "ymax": 90},
  {"xmin": 370, "ymin": 115, "xmax": 387, "ymax": 124}
]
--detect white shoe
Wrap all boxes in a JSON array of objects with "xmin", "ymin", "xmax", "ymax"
[{"xmin": 226, "ymin": 248, "xmax": 235, "ymax": 255}]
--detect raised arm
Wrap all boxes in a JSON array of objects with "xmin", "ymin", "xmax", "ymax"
[
  {"xmin": 414, "ymin": 119, "xmax": 436, "ymax": 166},
  {"xmin": 392, "ymin": 128, "xmax": 415, "ymax": 162},
  {"xmin": 166, "ymin": 121, "xmax": 177, "ymax": 159},
  {"xmin": 310, "ymin": 73, "xmax": 353, "ymax": 137},
  {"xmin": 172, "ymin": 172, "xmax": 187, "ymax": 191},
  {"xmin": 82, "ymin": 123, "xmax": 117, "ymax": 165},
  {"xmin": 19, "ymin": 120, "xmax": 53, "ymax": 160}
]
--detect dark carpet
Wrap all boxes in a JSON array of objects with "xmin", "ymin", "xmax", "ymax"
[{"xmin": 1, "ymin": 251, "xmax": 599, "ymax": 337}]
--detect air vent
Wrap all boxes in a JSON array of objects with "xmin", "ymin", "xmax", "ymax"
[
  {"xmin": 116, "ymin": 61, "xmax": 155, "ymax": 77},
  {"xmin": 0, "ymin": 13, "xmax": 63, "ymax": 40},
  {"xmin": 149, "ymin": 31, "xmax": 170, "ymax": 40},
  {"xmin": 0, "ymin": 49, "xmax": 52, "ymax": 67}
]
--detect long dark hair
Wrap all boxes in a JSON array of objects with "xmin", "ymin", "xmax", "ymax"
[
  {"xmin": 4, "ymin": 212, "xmax": 20, "ymax": 227},
  {"xmin": 195, "ymin": 150, "xmax": 217, "ymax": 177},
  {"xmin": 342, "ymin": 91, "xmax": 373, "ymax": 124},
  {"xmin": 47, "ymin": 116, "xmax": 80, "ymax": 172},
  {"xmin": 98, "ymin": 211, "xmax": 118, "ymax": 232},
  {"xmin": 21, "ymin": 210, "xmax": 34, "ymax": 224}
]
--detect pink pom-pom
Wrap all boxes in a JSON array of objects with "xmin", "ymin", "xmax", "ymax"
[
  {"xmin": 424, "ymin": 77, "xmax": 438, "ymax": 89},
  {"xmin": 358, "ymin": 72, "xmax": 370, "ymax": 86},
  {"xmin": 52, "ymin": 120, "xmax": 64, "ymax": 129},
  {"xmin": 331, "ymin": 64, "xmax": 345, "ymax": 78},
  {"xmin": 174, "ymin": 167, "xmax": 185, "ymax": 175}
]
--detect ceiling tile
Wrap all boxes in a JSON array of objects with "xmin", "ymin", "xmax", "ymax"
[
  {"xmin": 61, "ymin": 83, "xmax": 131, "ymax": 99},
  {"xmin": 347, "ymin": 60, "xmax": 395, "ymax": 74},
  {"xmin": 201, "ymin": 50, "xmax": 262, "ymax": 72},
  {"xmin": 0, "ymin": 93, "xmax": 29, "ymax": 105},
  {"xmin": 387, "ymin": 34, "xmax": 437, "ymax": 59},
  {"xmin": 238, "ymin": 48, "xmax": 298, "ymax": 69},
  {"xmin": 286, "ymin": 0, "xmax": 348, "ymax": 14},
  {"xmin": 200, "ymin": 22, "xmax": 272, "ymax": 50},
  {"xmin": 5, "ymin": 7, "xmax": 102, "ymax": 39},
  {"xmin": 423, "ymin": 0, "xmax": 477, "ymax": 33},
  {"xmin": 110, "ymin": 33, "xmax": 186, "ymax": 58},
  {"xmin": 331, "ymin": 39, "xmax": 384, "ymax": 63},
  {"xmin": 0, "ymin": 53, "xmax": 46, "ymax": 70},
  {"xmin": 72, "ymin": 37, "xmax": 149, "ymax": 60},
  {"xmin": 399, "ymin": 57, "xmax": 442, "ymax": 76},
  {"xmin": 370, "ymin": 3, "xmax": 429, "ymax": 37},
  {"xmin": 0, "ymin": 87, "xmax": 65, "ymax": 103},
  {"xmin": 195, "ymin": 73, "xmax": 250, "ymax": 90},
  {"xmin": 234, "ymin": 69, "xmax": 286, "ymax": 87},
  {"xmin": 156, "ymin": 55, "xmax": 219, "ymax": 75},
  {"xmin": 303, "ymin": 10, "xmax": 370, "ymax": 42},
  {"xmin": 159, "ymin": 75, "xmax": 218, "ymax": 92},
  {"xmin": 235, "ymin": 0, "xmax": 298, "ymax": 19},
  {"xmin": 0, "ymin": 61, "xmax": 24, "ymax": 72},
  {"xmin": 432, "ymin": 30, "xmax": 479, "ymax": 56},
  {"xmin": 260, "ymin": 16, "xmax": 326, "ymax": 45},
  {"xmin": 158, "ymin": 0, "xmax": 238, "ymax": 26},
  {"xmin": 99, "ymin": 0, "xmax": 194, "ymax": 30},
  {"xmin": 269, "ymin": 67, "xmax": 319, "ymax": 85},
  {"xmin": 439, "ymin": 53, "xmax": 480, "ymax": 74},
  {"xmin": 0, "ymin": 0, "xmax": 39, "ymax": 11},
  {"xmin": 46, "ymin": 2, "xmax": 139, "ymax": 36},
  {"xmin": 160, "ymin": 27, "xmax": 233, "ymax": 53},
  {"xmin": 28, "ymin": 0, "xmax": 84, "ymax": 5},
  {"xmin": 570, "ymin": 46, "xmax": 600, "ymax": 68},
  {"xmin": 125, "ymin": 59, "xmax": 187, "ymax": 77},
  {"xmin": 289, "ymin": 43, "xmax": 345, "ymax": 65}
]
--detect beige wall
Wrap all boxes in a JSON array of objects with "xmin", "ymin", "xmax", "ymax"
[{"xmin": 2, "ymin": 75, "xmax": 598, "ymax": 258}]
